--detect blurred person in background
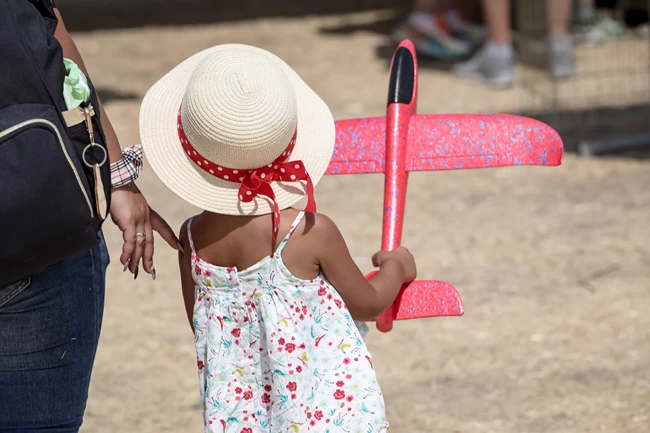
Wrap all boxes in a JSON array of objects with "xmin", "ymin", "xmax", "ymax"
[
  {"xmin": 392, "ymin": 0, "xmax": 486, "ymax": 59},
  {"xmin": 576, "ymin": 0, "xmax": 598, "ymax": 24},
  {"xmin": 575, "ymin": 0, "xmax": 630, "ymax": 44},
  {"xmin": 453, "ymin": 0, "xmax": 576, "ymax": 86}
]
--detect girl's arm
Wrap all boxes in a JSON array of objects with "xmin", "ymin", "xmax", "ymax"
[
  {"xmin": 178, "ymin": 221, "xmax": 195, "ymax": 332},
  {"xmin": 312, "ymin": 214, "xmax": 417, "ymax": 322}
]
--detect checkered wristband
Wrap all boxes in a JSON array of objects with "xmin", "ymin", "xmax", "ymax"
[{"xmin": 110, "ymin": 144, "xmax": 143, "ymax": 188}]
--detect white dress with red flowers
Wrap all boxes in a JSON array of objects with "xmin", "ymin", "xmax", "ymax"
[{"xmin": 188, "ymin": 212, "xmax": 388, "ymax": 433}]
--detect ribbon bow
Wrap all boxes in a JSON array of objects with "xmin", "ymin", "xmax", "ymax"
[
  {"xmin": 238, "ymin": 160, "xmax": 316, "ymax": 238},
  {"xmin": 177, "ymin": 108, "xmax": 316, "ymax": 242}
]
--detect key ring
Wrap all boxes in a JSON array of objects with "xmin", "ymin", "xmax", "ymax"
[
  {"xmin": 82, "ymin": 105, "xmax": 107, "ymax": 168},
  {"xmin": 82, "ymin": 143, "xmax": 107, "ymax": 168}
]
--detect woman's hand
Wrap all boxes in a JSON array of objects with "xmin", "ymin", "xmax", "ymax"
[
  {"xmin": 110, "ymin": 183, "xmax": 180, "ymax": 278},
  {"xmin": 53, "ymin": 6, "xmax": 180, "ymax": 279}
]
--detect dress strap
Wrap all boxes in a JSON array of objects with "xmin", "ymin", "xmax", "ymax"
[
  {"xmin": 274, "ymin": 211, "xmax": 305, "ymax": 254},
  {"xmin": 186, "ymin": 217, "xmax": 196, "ymax": 253}
]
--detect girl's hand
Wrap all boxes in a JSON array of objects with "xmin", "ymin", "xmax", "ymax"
[
  {"xmin": 372, "ymin": 247, "xmax": 417, "ymax": 283},
  {"xmin": 313, "ymin": 215, "xmax": 417, "ymax": 321},
  {"xmin": 110, "ymin": 183, "xmax": 180, "ymax": 278}
]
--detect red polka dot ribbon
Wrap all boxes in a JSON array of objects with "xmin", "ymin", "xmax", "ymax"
[{"xmin": 177, "ymin": 108, "xmax": 316, "ymax": 242}]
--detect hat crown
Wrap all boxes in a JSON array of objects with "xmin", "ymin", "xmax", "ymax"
[{"xmin": 180, "ymin": 49, "xmax": 298, "ymax": 170}]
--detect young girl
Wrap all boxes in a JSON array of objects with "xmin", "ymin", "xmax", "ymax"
[{"xmin": 140, "ymin": 44, "xmax": 416, "ymax": 433}]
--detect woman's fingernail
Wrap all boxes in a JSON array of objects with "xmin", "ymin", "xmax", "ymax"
[
  {"xmin": 152, "ymin": 266, "xmax": 157, "ymax": 281},
  {"xmin": 134, "ymin": 267, "xmax": 139, "ymax": 280},
  {"xmin": 123, "ymin": 259, "xmax": 130, "ymax": 272}
]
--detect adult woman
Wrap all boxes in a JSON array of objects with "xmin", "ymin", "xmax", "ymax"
[{"xmin": 0, "ymin": 1, "xmax": 178, "ymax": 431}]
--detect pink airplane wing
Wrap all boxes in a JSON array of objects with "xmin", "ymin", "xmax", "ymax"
[
  {"xmin": 327, "ymin": 117, "xmax": 386, "ymax": 175},
  {"xmin": 364, "ymin": 271, "xmax": 463, "ymax": 319},
  {"xmin": 327, "ymin": 114, "xmax": 562, "ymax": 175},
  {"xmin": 392, "ymin": 280, "xmax": 464, "ymax": 319},
  {"xmin": 406, "ymin": 114, "xmax": 564, "ymax": 171}
]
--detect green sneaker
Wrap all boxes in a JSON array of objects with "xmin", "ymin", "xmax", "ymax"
[{"xmin": 575, "ymin": 11, "xmax": 628, "ymax": 45}]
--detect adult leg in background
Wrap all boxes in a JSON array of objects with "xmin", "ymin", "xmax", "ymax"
[
  {"xmin": 547, "ymin": 0, "xmax": 577, "ymax": 78},
  {"xmin": 452, "ymin": 0, "xmax": 516, "ymax": 86}
]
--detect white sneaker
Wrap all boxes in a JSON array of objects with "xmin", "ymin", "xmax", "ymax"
[
  {"xmin": 549, "ymin": 37, "xmax": 577, "ymax": 79},
  {"xmin": 452, "ymin": 44, "xmax": 515, "ymax": 87}
]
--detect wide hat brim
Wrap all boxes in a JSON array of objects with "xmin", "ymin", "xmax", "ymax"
[{"xmin": 139, "ymin": 44, "xmax": 335, "ymax": 216}]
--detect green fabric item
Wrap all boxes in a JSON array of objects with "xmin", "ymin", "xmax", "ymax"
[{"xmin": 62, "ymin": 58, "xmax": 90, "ymax": 109}]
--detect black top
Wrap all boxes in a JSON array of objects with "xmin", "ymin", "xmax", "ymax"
[
  {"xmin": 23, "ymin": 0, "xmax": 58, "ymax": 32},
  {"xmin": 27, "ymin": 0, "xmax": 57, "ymax": 19},
  {"xmin": 34, "ymin": 0, "xmax": 56, "ymax": 7}
]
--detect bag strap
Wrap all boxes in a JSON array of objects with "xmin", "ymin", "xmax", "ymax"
[{"xmin": 8, "ymin": 0, "xmax": 70, "ymax": 120}]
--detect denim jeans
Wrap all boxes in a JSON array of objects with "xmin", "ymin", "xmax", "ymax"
[{"xmin": 0, "ymin": 234, "xmax": 109, "ymax": 432}]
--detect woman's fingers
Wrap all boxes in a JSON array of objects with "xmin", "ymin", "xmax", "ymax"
[
  {"xmin": 121, "ymin": 224, "xmax": 136, "ymax": 272},
  {"xmin": 129, "ymin": 224, "xmax": 146, "ymax": 277},
  {"xmin": 142, "ymin": 219, "xmax": 155, "ymax": 278},
  {"xmin": 150, "ymin": 208, "xmax": 181, "ymax": 250}
]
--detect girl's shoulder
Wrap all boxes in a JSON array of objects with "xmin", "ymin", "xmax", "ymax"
[
  {"xmin": 178, "ymin": 212, "xmax": 204, "ymax": 255},
  {"xmin": 282, "ymin": 210, "xmax": 341, "ymax": 243},
  {"xmin": 277, "ymin": 211, "xmax": 345, "ymax": 264},
  {"xmin": 305, "ymin": 211, "xmax": 344, "ymax": 241},
  {"xmin": 179, "ymin": 213, "xmax": 199, "ymax": 237}
]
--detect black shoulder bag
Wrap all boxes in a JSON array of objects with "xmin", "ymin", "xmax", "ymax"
[{"xmin": 0, "ymin": 0, "xmax": 112, "ymax": 287}]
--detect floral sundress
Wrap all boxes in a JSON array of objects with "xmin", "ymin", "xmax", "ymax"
[{"xmin": 188, "ymin": 211, "xmax": 388, "ymax": 433}]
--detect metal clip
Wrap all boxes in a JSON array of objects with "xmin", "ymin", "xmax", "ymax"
[{"xmin": 83, "ymin": 105, "xmax": 95, "ymax": 145}]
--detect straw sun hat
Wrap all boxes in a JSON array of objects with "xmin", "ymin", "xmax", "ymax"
[{"xmin": 139, "ymin": 44, "xmax": 335, "ymax": 220}]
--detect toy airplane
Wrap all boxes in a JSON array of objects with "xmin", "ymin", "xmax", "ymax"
[{"xmin": 326, "ymin": 40, "xmax": 563, "ymax": 333}]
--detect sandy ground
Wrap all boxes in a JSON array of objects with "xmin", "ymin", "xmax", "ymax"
[{"xmin": 68, "ymin": 11, "xmax": 650, "ymax": 433}]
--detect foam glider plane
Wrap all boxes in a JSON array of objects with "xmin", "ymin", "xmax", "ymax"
[{"xmin": 326, "ymin": 40, "xmax": 563, "ymax": 333}]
